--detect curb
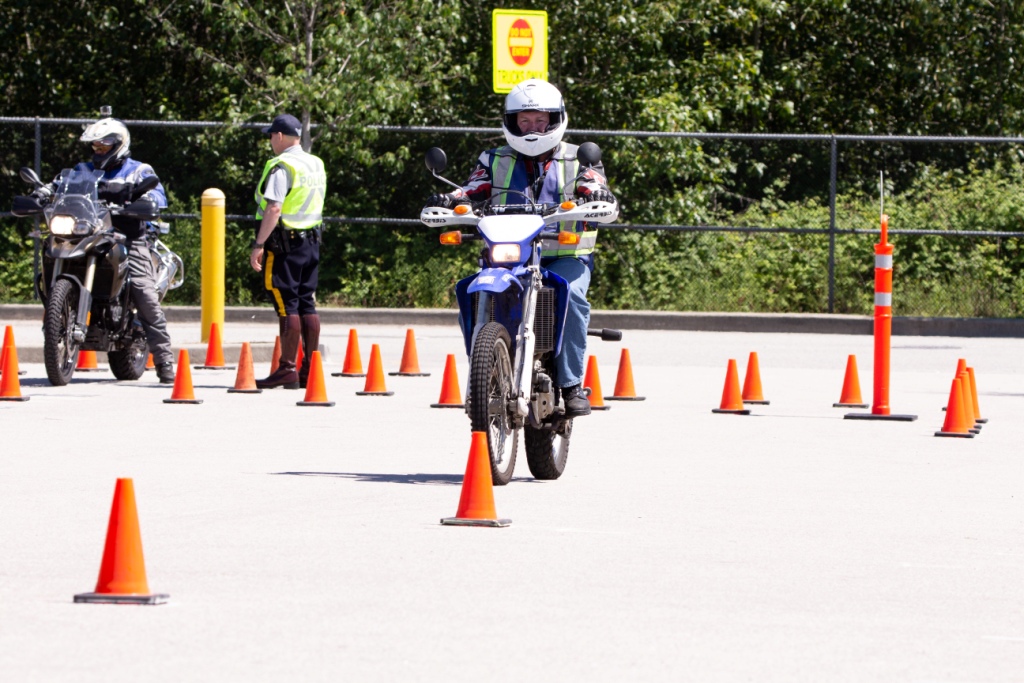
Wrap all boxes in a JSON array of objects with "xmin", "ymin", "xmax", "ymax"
[{"xmin": 2, "ymin": 304, "xmax": 1023, "ymax": 338}]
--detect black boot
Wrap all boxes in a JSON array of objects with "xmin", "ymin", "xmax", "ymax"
[
  {"xmin": 257, "ymin": 315, "xmax": 301, "ymax": 389},
  {"xmin": 156, "ymin": 362, "xmax": 175, "ymax": 384},
  {"xmin": 562, "ymin": 384, "xmax": 591, "ymax": 418},
  {"xmin": 298, "ymin": 313, "xmax": 321, "ymax": 389}
]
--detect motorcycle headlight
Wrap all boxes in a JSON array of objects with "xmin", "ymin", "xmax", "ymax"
[
  {"xmin": 73, "ymin": 221, "xmax": 92, "ymax": 235},
  {"xmin": 49, "ymin": 215, "xmax": 76, "ymax": 235},
  {"xmin": 491, "ymin": 244, "xmax": 521, "ymax": 263}
]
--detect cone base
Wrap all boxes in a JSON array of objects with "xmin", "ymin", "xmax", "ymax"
[
  {"xmin": 194, "ymin": 365, "xmax": 236, "ymax": 370},
  {"xmin": 712, "ymin": 408, "xmax": 750, "ymax": 415},
  {"xmin": 332, "ymin": 372, "xmax": 366, "ymax": 377},
  {"xmin": 389, "ymin": 372, "xmax": 431, "ymax": 377},
  {"xmin": 76, "ymin": 368, "xmax": 105, "ymax": 372},
  {"xmin": 227, "ymin": 388, "xmax": 263, "ymax": 394},
  {"xmin": 431, "ymin": 402, "xmax": 465, "ymax": 408},
  {"xmin": 605, "ymin": 395, "xmax": 646, "ymax": 401},
  {"xmin": 589, "ymin": 404, "xmax": 611, "ymax": 411},
  {"xmin": 743, "ymin": 399, "xmax": 770, "ymax": 405},
  {"xmin": 163, "ymin": 398, "xmax": 203, "ymax": 404},
  {"xmin": 976, "ymin": 418, "xmax": 989, "ymax": 423},
  {"xmin": 297, "ymin": 400, "xmax": 336, "ymax": 407},
  {"xmin": 74, "ymin": 592, "xmax": 169, "ymax": 605},
  {"xmin": 441, "ymin": 516, "xmax": 512, "ymax": 527},
  {"xmin": 934, "ymin": 430, "xmax": 975, "ymax": 438},
  {"xmin": 0, "ymin": 395, "xmax": 30, "ymax": 402},
  {"xmin": 356, "ymin": 391, "xmax": 394, "ymax": 396},
  {"xmin": 834, "ymin": 402, "xmax": 869, "ymax": 408},
  {"xmin": 844, "ymin": 412, "xmax": 917, "ymax": 421}
]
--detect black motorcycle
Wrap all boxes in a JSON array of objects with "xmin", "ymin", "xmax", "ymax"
[{"xmin": 12, "ymin": 166, "xmax": 183, "ymax": 386}]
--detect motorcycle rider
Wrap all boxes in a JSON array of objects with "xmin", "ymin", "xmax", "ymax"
[
  {"xmin": 33, "ymin": 118, "xmax": 176, "ymax": 383},
  {"xmin": 425, "ymin": 79, "xmax": 616, "ymax": 418}
]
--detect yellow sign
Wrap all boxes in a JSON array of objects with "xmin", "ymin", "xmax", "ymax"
[{"xmin": 492, "ymin": 9, "xmax": 548, "ymax": 94}]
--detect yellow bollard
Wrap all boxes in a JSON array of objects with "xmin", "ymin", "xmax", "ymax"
[{"xmin": 200, "ymin": 189, "xmax": 226, "ymax": 343}]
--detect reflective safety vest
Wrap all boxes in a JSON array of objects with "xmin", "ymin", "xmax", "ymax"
[
  {"xmin": 488, "ymin": 144, "xmax": 598, "ymax": 259},
  {"xmin": 255, "ymin": 148, "xmax": 326, "ymax": 230}
]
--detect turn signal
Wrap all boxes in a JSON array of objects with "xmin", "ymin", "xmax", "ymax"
[
  {"xmin": 453, "ymin": 204, "xmax": 471, "ymax": 215},
  {"xmin": 560, "ymin": 200, "xmax": 576, "ymax": 210},
  {"xmin": 558, "ymin": 231, "xmax": 581, "ymax": 246},
  {"xmin": 439, "ymin": 231, "xmax": 462, "ymax": 245}
]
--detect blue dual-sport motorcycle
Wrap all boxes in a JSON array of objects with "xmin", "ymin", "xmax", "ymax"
[{"xmin": 420, "ymin": 143, "xmax": 622, "ymax": 485}]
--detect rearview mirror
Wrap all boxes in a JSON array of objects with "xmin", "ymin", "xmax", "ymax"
[
  {"xmin": 577, "ymin": 142, "xmax": 602, "ymax": 167},
  {"xmin": 425, "ymin": 147, "xmax": 447, "ymax": 174}
]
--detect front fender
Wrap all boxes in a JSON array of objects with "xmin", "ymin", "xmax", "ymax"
[{"xmin": 466, "ymin": 268, "xmax": 523, "ymax": 295}]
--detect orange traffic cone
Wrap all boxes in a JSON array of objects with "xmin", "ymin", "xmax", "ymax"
[
  {"xmin": 741, "ymin": 351, "xmax": 769, "ymax": 405},
  {"xmin": 356, "ymin": 344, "xmax": 394, "ymax": 396},
  {"xmin": 1, "ymin": 325, "xmax": 27, "ymax": 376},
  {"xmin": 935, "ymin": 377, "xmax": 974, "ymax": 438},
  {"xmin": 958, "ymin": 371, "xmax": 980, "ymax": 433},
  {"xmin": 74, "ymin": 478, "xmax": 169, "ymax": 604},
  {"xmin": 967, "ymin": 367, "xmax": 987, "ymax": 424},
  {"xmin": 332, "ymin": 328, "xmax": 365, "ymax": 377},
  {"xmin": 297, "ymin": 350, "xmax": 335, "ymax": 407},
  {"xmin": 605, "ymin": 348, "xmax": 646, "ymax": 401},
  {"xmin": 195, "ymin": 322, "xmax": 234, "ymax": 369},
  {"xmin": 0, "ymin": 338, "xmax": 29, "ymax": 402},
  {"xmin": 441, "ymin": 431, "xmax": 512, "ymax": 527},
  {"xmin": 582, "ymin": 355, "xmax": 611, "ymax": 411},
  {"xmin": 431, "ymin": 354, "xmax": 465, "ymax": 408},
  {"xmin": 390, "ymin": 328, "xmax": 431, "ymax": 376},
  {"xmin": 712, "ymin": 359, "xmax": 750, "ymax": 415},
  {"xmin": 227, "ymin": 342, "xmax": 262, "ymax": 394},
  {"xmin": 269, "ymin": 336, "xmax": 282, "ymax": 374},
  {"xmin": 145, "ymin": 353, "xmax": 155, "ymax": 370},
  {"xmin": 163, "ymin": 349, "xmax": 203, "ymax": 404},
  {"xmin": 834, "ymin": 354, "xmax": 868, "ymax": 408},
  {"xmin": 295, "ymin": 339, "xmax": 304, "ymax": 375},
  {"xmin": 76, "ymin": 349, "xmax": 104, "ymax": 372}
]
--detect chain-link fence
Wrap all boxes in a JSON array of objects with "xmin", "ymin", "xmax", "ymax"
[{"xmin": 2, "ymin": 117, "xmax": 1023, "ymax": 316}]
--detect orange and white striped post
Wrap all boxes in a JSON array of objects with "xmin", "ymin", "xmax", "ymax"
[{"xmin": 846, "ymin": 213, "xmax": 917, "ymax": 422}]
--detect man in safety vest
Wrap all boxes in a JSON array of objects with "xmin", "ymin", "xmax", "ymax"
[
  {"xmin": 249, "ymin": 113, "xmax": 327, "ymax": 389},
  {"xmin": 425, "ymin": 79, "xmax": 617, "ymax": 417}
]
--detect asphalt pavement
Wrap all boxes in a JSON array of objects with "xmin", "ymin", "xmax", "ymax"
[{"xmin": 1, "ymin": 312, "xmax": 1022, "ymax": 682}]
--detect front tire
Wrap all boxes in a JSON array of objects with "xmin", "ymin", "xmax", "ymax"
[
  {"xmin": 43, "ymin": 278, "xmax": 80, "ymax": 386},
  {"xmin": 468, "ymin": 322, "xmax": 518, "ymax": 486},
  {"xmin": 525, "ymin": 420, "xmax": 572, "ymax": 480}
]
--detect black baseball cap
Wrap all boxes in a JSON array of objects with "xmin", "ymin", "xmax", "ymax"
[{"xmin": 262, "ymin": 114, "xmax": 302, "ymax": 138}]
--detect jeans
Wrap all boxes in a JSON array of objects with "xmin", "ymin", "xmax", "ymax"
[{"xmin": 544, "ymin": 257, "xmax": 591, "ymax": 388}]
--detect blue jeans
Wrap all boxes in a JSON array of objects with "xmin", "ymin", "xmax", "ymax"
[{"xmin": 544, "ymin": 257, "xmax": 591, "ymax": 388}]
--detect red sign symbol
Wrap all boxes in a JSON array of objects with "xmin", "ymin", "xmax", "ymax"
[{"xmin": 508, "ymin": 18, "xmax": 534, "ymax": 66}]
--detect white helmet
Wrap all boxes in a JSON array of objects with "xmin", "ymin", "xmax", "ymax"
[
  {"xmin": 502, "ymin": 79, "xmax": 568, "ymax": 157},
  {"xmin": 80, "ymin": 118, "xmax": 131, "ymax": 170}
]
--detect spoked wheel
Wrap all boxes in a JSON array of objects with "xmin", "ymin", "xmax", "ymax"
[
  {"xmin": 108, "ymin": 327, "xmax": 147, "ymax": 381},
  {"xmin": 43, "ymin": 278, "xmax": 80, "ymax": 386},
  {"xmin": 468, "ymin": 322, "xmax": 518, "ymax": 485},
  {"xmin": 525, "ymin": 418, "xmax": 572, "ymax": 480}
]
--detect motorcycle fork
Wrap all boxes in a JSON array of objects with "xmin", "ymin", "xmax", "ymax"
[
  {"xmin": 513, "ymin": 268, "xmax": 540, "ymax": 421},
  {"xmin": 73, "ymin": 255, "xmax": 97, "ymax": 343}
]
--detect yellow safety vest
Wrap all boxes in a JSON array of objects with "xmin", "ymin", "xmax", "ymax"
[
  {"xmin": 255, "ymin": 149, "xmax": 326, "ymax": 230},
  {"xmin": 488, "ymin": 143, "xmax": 598, "ymax": 259}
]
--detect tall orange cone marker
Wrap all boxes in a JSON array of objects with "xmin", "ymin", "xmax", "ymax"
[
  {"xmin": 74, "ymin": 478, "xmax": 169, "ymax": 604},
  {"xmin": 269, "ymin": 336, "xmax": 282, "ymax": 374},
  {"xmin": 227, "ymin": 342, "xmax": 262, "ymax": 394},
  {"xmin": 441, "ymin": 432, "xmax": 511, "ymax": 527},
  {"xmin": 163, "ymin": 349, "xmax": 203, "ymax": 404},
  {"xmin": 582, "ymin": 355, "xmax": 611, "ymax": 411},
  {"xmin": 145, "ymin": 353, "xmax": 155, "ymax": 370},
  {"xmin": 967, "ymin": 367, "xmax": 987, "ymax": 424},
  {"xmin": 935, "ymin": 377, "xmax": 974, "ymax": 438},
  {"xmin": 390, "ymin": 328, "xmax": 431, "ymax": 376},
  {"xmin": 76, "ymin": 349, "xmax": 104, "ymax": 372},
  {"xmin": 741, "ymin": 351, "xmax": 769, "ymax": 405},
  {"xmin": 834, "ymin": 354, "xmax": 868, "ymax": 408},
  {"xmin": 958, "ymin": 371, "xmax": 980, "ymax": 434},
  {"xmin": 1, "ymin": 325, "xmax": 27, "ymax": 376},
  {"xmin": 605, "ymin": 348, "xmax": 646, "ymax": 401},
  {"xmin": 845, "ymin": 212, "xmax": 917, "ymax": 421},
  {"xmin": 431, "ymin": 354, "xmax": 465, "ymax": 408},
  {"xmin": 0, "ymin": 339, "xmax": 29, "ymax": 402},
  {"xmin": 295, "ymin": 339, "xmax": 304, "ymax": 375},
  {"xmin": 356, "ymin": 344, "xmax": 394, "ymax": 396},
  {"xmin": 332, "ymin": 328, "xmax": 366, "ymax": 377},
  {"xmin": 297, "ymin": 350, "xmax": 335, "ymax": 407},
  {"xmin": 195, "ymin": 322, "xmax": 235, "ymax": 370},
  {"xmin": 712, "ymin": 359, "xmax": 750, "ymax": 415}
]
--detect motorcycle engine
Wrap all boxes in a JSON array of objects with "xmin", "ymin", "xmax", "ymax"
[{"xmin": 531, "ymin": 370, "xmax": 556, "ymax": 420}]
